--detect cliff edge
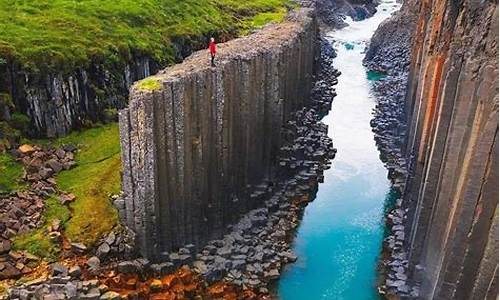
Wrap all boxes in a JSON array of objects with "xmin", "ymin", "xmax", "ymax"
[{"xmin": 118, "ymin": 8, "xmax": 319, "ymax": 259}]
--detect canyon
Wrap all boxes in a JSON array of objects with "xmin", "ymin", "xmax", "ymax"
[
  {"xmin": 0, "ymin": 0, "xmax": 498, "ymax": 299},
  {"xmin": 117, "ymin": 0, "xmax": 500, "ymax": 298}
]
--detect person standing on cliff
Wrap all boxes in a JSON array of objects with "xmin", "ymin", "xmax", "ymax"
[{"xmin": 208, "ymin": 37, "xmax": 217, "ymax": 67}]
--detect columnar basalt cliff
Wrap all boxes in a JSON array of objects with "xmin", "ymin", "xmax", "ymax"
[
  {"xmin": 404, "ymin": 0, "xmax": 498, "ymax": 298},
  {"xmin": 118, "ymin": 9, "xmax": 319, "ymax": 260},
  {"xmin": 370, "ymin": 0, "xmax": 498, "ymax": 299},
  {"xmin": 1, "ymin": 55, "xmax": 157, "ymax": 137}
]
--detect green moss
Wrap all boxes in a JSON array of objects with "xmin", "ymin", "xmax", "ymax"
[
  {"xmin": 248, "ymin": 7, "xmax": 288, "ymax": 29},
  {"xmin": 44, "ymin": 195, "xmax": 71, "ymax": 224},
  {"xmin": 13, "ymin": 196, "xmax": 70, "ymax": 260},
  {"xmin": 0, "ymin": 92, "xmax": 13, "ymax": 108},
  {"xmin": 13, "ymin": 228, "xmax": 59, "ymax": 260},
  {"xmin": 0, "ymin": 152, "xmax": 24, "ymax": 194},
  {"xmin": 0, "ymin": 0, "xmax": 292, "ymax": 73},
  {"xmin": 55, "ymin": 123, "xmax": 121, "ymax": 246},
  {"xmin": 10, "ymin": 112, "xmax": 31, "ymax": 133},
  {"xmin": 137, "ymin": 78, "xmax": 161, "ymax": 91}
]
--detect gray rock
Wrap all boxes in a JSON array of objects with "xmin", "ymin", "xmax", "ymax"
[
  {"xmin": 50, "ymin": 263, "xmax": 68, "ymax": 277},
  {"xmin": 97, "ymin": 243, "xmax": 110, "ymax": 259},
  {"xmin": 117, "ymin": 261, "xmax": 138, "ymax": 274},
  {"xmin": 193, "ymin": 260, "xmax": 208, "ymax": 274},
  {"xmin": 87, "ymin": 256, "xmax": 100, "ymax": 270},
  {"xmin": 265, "ymin": 268, "xmax": 280, "ymax": 280},
  {"xmin": 46, "ymin": 159, "xmax": 63, "ymax": 173},
  {"xmin": 65, "ymin": 282, "xmax": 78, "ymax": 298},
  {"xmin": 71, "ymin": 242, "xmax": 87, "ymax": 254},
  {"xmin": 68, "ymin": 266, "xmax": 82, "ymax": 278}
]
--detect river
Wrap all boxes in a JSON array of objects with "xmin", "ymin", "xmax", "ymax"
[{"xmin": 278, "ymin": 1, "xmax": 401, "ymax": 299}]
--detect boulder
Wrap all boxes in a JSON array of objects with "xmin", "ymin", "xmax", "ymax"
[
  {"xmin": 87, "ymin": 256, "xmax": 101, "ymax": 273},
  {"xmin": 68, "ymin": 265, "xmax": 82, "ymax": 278},
  {"xmin": 50, "ymin": 263, "xmax": 68, "ymax": 277},
  {"xmin": 46, "ymin": 159, "xmax": 63, "ymax": 173},
  {"xmin": 71, "ymin": 242, "xmax": 87, "ymax": 254},
  {"xmin": 97, "ymin": 242, "xmax": 110, "ymax": 259},
  {"xmin": 18, "ymin": 144, "xmax": 35, "ymax": 155}
]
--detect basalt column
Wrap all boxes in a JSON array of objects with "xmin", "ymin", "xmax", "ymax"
[
  {"xmin": 119, "ymin": 9, "xmax": 318, "ymax": 260},
  {"xmin": 402, "ymin": 0, "xmax": 499, "ymax": 299}
]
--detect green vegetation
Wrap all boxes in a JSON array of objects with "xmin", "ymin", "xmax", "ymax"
[
  {"xmin": 56, "ymin": 123, "xmax": 121, "ymax": 246},
  {"xmin": 242, "ymin": 6, "xmax": 289, "ymax": 34},
  {"xmin": 0, "ymin": 152, "xmax": 24, "ymax": 194},
  {"xmin": 0, "ymin": 0, "xmax": 292, "ymax": 73},
  {"xmin": 14, "ymin": 123, "xmax": 121, "ymax": 258},
  {"xmin": 137, "ymin": 77, "xmax": 161, "ymax": 91},
  {"xmin": 12, "ymin": 124, "xmax": 121, "ymax": 258},
  {"xmin": 13, "ymin": 196, "xmax": 70, "ymax": 260}
]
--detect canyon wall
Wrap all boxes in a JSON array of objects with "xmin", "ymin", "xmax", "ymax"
[
  {"xmin": 0, "ymin": 55, "xmax": 157, "ymax": 138},
  {"xmin": 403, "ymin": 0, "xmax": 498, "ymax": 299},
  {"xmin": 118, "ymin": 9, "xmax": 318, "ymax": 260}
]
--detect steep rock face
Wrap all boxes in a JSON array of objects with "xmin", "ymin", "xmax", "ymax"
[
  {"xmin": 402, "ymin": 0, "xmax": 498, "ymax": 299},
  {"xmin": 1, "ymin": 56, "xmax": 157, "ymax": 137},
  {"xmin": 118, "ymin": 9, "xmax": 318, "ymax": 260},
  {"xmin": 306, "ymin": 0, "xmax": 378, "ymax": 28}
]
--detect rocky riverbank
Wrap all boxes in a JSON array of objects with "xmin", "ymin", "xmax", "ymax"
[
  {"xmin": 362, "ymin": 2, "xmax": 418, "ymax": 298},
  {"xmin": 313, "ymin": 0, "xmax": 379, "ymax": 29},
  {"xmin": 4, "ymin": 37, "xmax": 340, "ymax": 299}
]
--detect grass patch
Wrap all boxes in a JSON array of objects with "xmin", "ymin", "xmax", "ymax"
[
  {"xmin": 13, "ymin": 229, "xmax": 58, "ymax": 260},
  {"xmin": 56, "ymin": 123, "xmax": 121, "ymax": 246},
  {"xmin": 13, "ymin": 196, "xmax": 70, "ymax": 260},
  {"xmin": 248, "ymin": 7, "xmax": 288, "ymax": 29},
  {"xmin": 0, "ymin": 152, "xmax": 24, "ymax": 194},
  {"xmin": 0, "ymin": 0, "xmax": 292, "ymax": 73},
  {"xmin": 137, "ymin": 78, "xmax": 161, "ymax": 91},
  {"xmin": 13, "ymin": 123, "xmax": 121, "ymax": 257}
]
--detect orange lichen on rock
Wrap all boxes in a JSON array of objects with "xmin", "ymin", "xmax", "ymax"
[{"xmin": 99, "ymin": 266, "xmax": 269, "ymax": 299}]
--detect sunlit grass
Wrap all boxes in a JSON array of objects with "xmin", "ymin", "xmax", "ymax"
[
  {"xmin": 56, "ymin": 123, "xmax": 121, "ymax": 246},
  {"xmin": 0, "ymin": 0, "xmax": 292, "ymax": 73},
  {"xmin": 0, "ymin": 152, "xmax": 24, "ymax": 194}
]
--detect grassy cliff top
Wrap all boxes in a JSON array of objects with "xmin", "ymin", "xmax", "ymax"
[{"xmin": 0, "ymin": 0, "xmax": 291, "ymax": 73}]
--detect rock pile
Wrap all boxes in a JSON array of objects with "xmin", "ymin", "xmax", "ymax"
[
  {"xmin": 8, "ymin": 263, "xmax": 122, "ymax": 300},
  {"xmin": 379, "ymin": 198, "xmax": 419, "ymax": 298},
  {"xmin": 93, "ymin": 226, "xmax": 136, "ymax": 262},
  {"xmin": 17, "ymin": 144, "xmax": 77, "ymax": 183},
  {"xmin": 311, "ymin": 38, "xmax": 340, "ymax": 116},
  {"xmin": 312, "ymin": 0, "xmax": 379, "ymax": 28},
  {"xmin": 0, "ymin": 144, "xmax": 77, "ymax": 281},
  {"xmin": 363, "ymin": 4, "xmax": 418, "ymax": 298}
]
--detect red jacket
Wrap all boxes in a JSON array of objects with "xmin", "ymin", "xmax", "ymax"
[{"xmin": 209, "ymin": 41, "xmax": 217, "ymax": 55}]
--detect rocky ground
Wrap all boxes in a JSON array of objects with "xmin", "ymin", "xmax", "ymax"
[
  {"xmin": 1, "ymin": 144, "xmax": 77, "ymax": 280},
  {"xmin": 301, "ymin": 0, "xmax": 379, "ymax": 29},
  {"xmin": 3, "ymin": 38, "xmax": 340, "ymax": 299},
  {"xmin": 362, "ymin": 3, "xmax": 419, "ymax": 299}
]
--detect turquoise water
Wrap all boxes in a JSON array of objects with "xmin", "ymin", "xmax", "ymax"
[
  {"xmin": 366, "ymin": 70, "xmax": 386, "ymax": 81},
  {"xmin": 278, "ymin": 1, "xmax": 401, "ymax": 299}
]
